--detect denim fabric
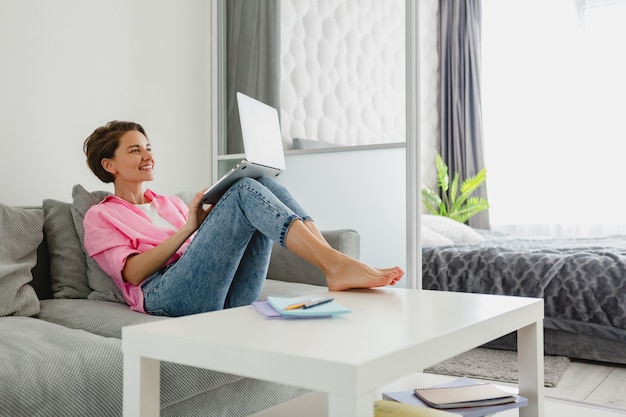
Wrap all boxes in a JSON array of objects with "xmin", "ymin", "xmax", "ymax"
[{"xmin": 142, "ymin": 177, "xmax": 311, "ymax": 317}]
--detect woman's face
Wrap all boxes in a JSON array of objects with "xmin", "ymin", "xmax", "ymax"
[{"xmin": 102, "ymin": 130, "xmax": 155, "ymax": 183}]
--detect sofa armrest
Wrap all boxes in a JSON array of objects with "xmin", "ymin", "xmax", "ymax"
[{"xmin": 266, "ymin": 229, "xmax": 360, "ymax": 287}]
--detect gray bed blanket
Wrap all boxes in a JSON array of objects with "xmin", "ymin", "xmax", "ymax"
[{"xmin": 422, "ymin": 235, "xmax": 626, "ymax": 343}]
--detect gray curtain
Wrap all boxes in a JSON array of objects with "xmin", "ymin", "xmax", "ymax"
[
  {"xmin": 226, "ymin": 0, "xmax": 280, "ymax": 154},
  {"xmin": 439, "ymin": 0, "xmax": 490, "ymax": 229}
]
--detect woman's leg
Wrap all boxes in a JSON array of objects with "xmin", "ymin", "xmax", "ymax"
[
  {"xmin": 256, "ymin": 176, "xmax": 330, "ymax": 245},
  {"xmin": 256, "ymin": 177, "xmax": 404, "ymax": 290},
  {"xmin": 223, "ymin": 230, "xmax": 272, "ymax": 308},
  {"xmin": 143, "ymin": 177, "xmax": 403, "ymax": 316},
  {"xmin": 284, "ymin": 220, "xmax": 404, "ymax": 291},
  {"xmin": 143, "ymin": 178, "xmax": 296, "ymax": 316}
]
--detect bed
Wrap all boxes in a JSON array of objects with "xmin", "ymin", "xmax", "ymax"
[{"xmin": 420, "ymin": 215, "xmax": 626, "ymax": 365}]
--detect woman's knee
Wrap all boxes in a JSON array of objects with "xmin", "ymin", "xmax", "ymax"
[
  {"xmin": 256, "ymin": 176, "xmax": 278, "ymax": 188},
  {"xmin": 225, "ymin": 177, "xmax": 260, "ymax": 201}
]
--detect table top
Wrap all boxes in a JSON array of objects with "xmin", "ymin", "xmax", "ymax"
[{"xmin": 122, "ymin": 288, "xmax": 543, "ymax": 396}]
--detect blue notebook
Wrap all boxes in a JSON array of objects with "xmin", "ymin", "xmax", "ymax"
[{"xmin": 266, "ymin": 296, "xmax": 350, "ymax": 317}]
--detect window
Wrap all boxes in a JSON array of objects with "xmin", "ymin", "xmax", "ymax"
[{"xmin": 482, "ymin": 0, "xmax": 626, "ymax": 237}]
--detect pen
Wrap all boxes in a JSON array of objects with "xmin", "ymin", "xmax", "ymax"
[
  {"xmin": 284, "ymin": 297, "xmax": 334, "ymax": 310},
  {"xmin": 302, "ymin": 296, "xmax": 334, "ymax": 309}
]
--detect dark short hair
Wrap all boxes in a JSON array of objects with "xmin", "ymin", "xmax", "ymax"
[{"xmin": 83, "ymin": 121, "xmax": 147, "ymax": 183}]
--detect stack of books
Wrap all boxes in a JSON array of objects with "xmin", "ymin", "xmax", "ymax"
[
  {"xmin": 252, "ymin": 296, "xmax": 350, "ymax": 319},
  {"xmin": 383, "ymin": 377, "xmax": 528, "ymax": 417}
]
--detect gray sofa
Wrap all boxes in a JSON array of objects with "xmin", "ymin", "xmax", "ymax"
[{"xmin": 0, "ymin": 185, "xmax": 360, "ymax": 417}]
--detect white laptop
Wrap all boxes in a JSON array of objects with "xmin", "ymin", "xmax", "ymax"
[{"xmin": 201, "ymin": 92, "xmax": 286, "ymax": 205}]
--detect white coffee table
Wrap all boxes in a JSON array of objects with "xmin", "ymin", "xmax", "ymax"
[{"xmin": 122, "ymin": 288, "xmax": 544, "ymax": 417}]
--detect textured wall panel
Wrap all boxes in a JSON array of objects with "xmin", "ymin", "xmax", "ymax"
[
  {"xmin": 280, "ymin": 0, "xmax": 406, "ymax": 147},
  {"xmin": 280, "ymin": 0, "xmax": 439, "ymax": 188}
]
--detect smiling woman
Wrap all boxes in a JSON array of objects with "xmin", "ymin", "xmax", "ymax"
[{"xmin": 79, "ymin": 121, "xmax": 404, "ymax": 317}]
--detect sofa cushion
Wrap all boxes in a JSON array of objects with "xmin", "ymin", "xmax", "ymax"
[
  {"xmin": 0, "ymin": 204, "xmax": 43, "ymax": 317},
  {"xmin": 0, "ymin": 316, "xmax": 264, "ymax": 417},
  {"xmin": 0, "ymin": 316, "xmax": 123, "ymax": 416},
  {"xmin": 43, "ymin": 199, "xmax": 91, "ymax": 299},
  {"xmin": 39, "ymin": 298, "xmax": 167, "ymax": 339},
  {"xmin": 39, "ymin": 278, "xmax": 327, "ymax": 339},
  {"xmin": 71, "ymin": 184, "xmax": 126, "ymax": 304},
  {"xmin": 258, "ymin": 279, "xmax": 327, "ymax": 301}
]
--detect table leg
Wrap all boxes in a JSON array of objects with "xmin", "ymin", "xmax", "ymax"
[
  {"xmin": 123, "ymin": 354, "xmax": 161, "ymax": 417},
  {"xmin": 327, "ymin": 393, "xmax": 373, "ymax": 417},
  {"xmin": 517, "ymin": 320, "xmax": 545, "ymax": 417}
]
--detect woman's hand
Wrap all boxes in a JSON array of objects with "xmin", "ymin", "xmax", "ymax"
[
  {"xmin": 183, "ymin": 189, "xmax": 214, "ymax": 234},
  {"xmin": 122, "ymin": 190, "xmax": 214, "ymax": 286}
]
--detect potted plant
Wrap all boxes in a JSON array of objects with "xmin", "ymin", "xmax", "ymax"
[{"xmin": 421, "ymin": 152, "xmax": 489, "ymax": 223}]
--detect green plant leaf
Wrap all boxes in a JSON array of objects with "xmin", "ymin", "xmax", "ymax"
[
  {"xmin": 451, "ymin": 197, "xmax": 490, "ymax": 223},
  {"xmin": 421, "ymin": 187, "xmax": 442, "ymax": 215},
  {"xmin": 423, "ymin": 152, "xmax": 489, "ymax": 224},
  {"xmin": 449, "ymin": 172, "xmax": 459, "ymax": 205},
  {"xmin": 450, "ymin": 168, "xmax": 487, "ymax": 214},
  {"xmin": 435, "ymin": 153, "xmax": 449, "ymax": 193},
  {"xmin": 460, "ymin": 168, "xmax": 487, "ymax": 195}
]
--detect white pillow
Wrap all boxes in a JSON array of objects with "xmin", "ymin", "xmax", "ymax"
[
  {"xmin": 421, "ymin": 225, "xmax": 455, "ymax": 247},
  {"xmin": 422, "ymin": 215, "xmax": 484, "ymax": 244}
]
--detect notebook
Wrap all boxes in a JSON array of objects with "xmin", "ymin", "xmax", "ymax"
[
  {"xmin": 414, "ymin": 381, "xmax": 515, "ymax": 409},
  {"xmin": 201, "ymin": 92, "xmax": 286, "ymax": 204},
  {"xmin": 382, "ymin": 377, "xmax": 527, "ymax": 417}
]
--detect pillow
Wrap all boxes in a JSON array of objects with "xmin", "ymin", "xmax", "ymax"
[
  {"xmin": 421, "ymin": 225, "xmax": 455, "ymax": 247},
  {"xmin": 422, "ymin": 215, "xmax": 485, "ymax": 244},
  {"xmin": 70, "ymin": 184, "xmax": 125, "ymax": 304},
  {"xmin": 42, "ymin": 199, "xmax": 91, "ymax": 299},
  {"xmin": 0, "ymin": 204, "xmax": 43, "ymax": 316}
]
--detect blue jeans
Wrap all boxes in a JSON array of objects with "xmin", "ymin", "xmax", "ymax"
[{"xmin": 141, "ymin": 177, "xmax": 311, "ymax": 317}]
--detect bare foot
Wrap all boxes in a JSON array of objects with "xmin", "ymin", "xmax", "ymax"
[{"xmin": 325, "ymin": 254, "xmax": 404, "ymax": 291}]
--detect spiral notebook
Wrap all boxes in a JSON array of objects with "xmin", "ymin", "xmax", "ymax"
[
  {"xmin": 382, "ymin": 377, "xmax": 527, "ymax": 417},
  {"xmin": 413, "ymin": 380, "xmax": 516, "ymax": 409}
]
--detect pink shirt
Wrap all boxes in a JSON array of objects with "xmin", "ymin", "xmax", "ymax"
[{"xmin": 83, "ymin": 190, "xmax": 190, "ymax": 313}]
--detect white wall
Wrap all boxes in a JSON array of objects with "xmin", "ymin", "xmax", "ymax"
[
  {"xmin": 0, "ymin": 0, "xmax": 212, "ymax": 205},
  {"xmin": 277, "ymin": 146, "xmax": 407, "ymax": 284}
]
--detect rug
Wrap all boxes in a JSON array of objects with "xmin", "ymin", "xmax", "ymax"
[{"xmin": 424, "ymin": 348, "xmax": 570, "ymax": 388}]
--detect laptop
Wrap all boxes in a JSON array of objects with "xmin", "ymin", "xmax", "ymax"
[{"xmin": 202, "ymin": 92, "xmax": 286, "ymax": 205}]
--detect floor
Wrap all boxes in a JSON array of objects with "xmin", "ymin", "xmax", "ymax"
[
  {"xmin": 485, "ymin": 359, "xmax": 626, "ymax": 416},
  {"xmin": 545, "ymin": 359, "xmax": 626, "ymax": 411}
]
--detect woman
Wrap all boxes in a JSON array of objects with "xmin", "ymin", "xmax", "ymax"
[{"xmin": 82, "ymin": 121, "xmax": 404, "ymax": 316}]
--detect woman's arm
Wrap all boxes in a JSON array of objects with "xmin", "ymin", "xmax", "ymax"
[{"xmin": 122, "ymin": 190, "xmax": 213, "ymax": 286}]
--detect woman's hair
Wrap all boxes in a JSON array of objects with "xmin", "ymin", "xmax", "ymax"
[{"xmin": 84, "ymin": 121, "xmax": 147, "ymax": 183}]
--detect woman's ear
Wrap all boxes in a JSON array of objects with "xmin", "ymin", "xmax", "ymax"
[{"xmin": 101, "ymin": 158, "xmax": 117, "ymax": 175}]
